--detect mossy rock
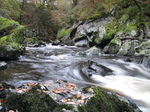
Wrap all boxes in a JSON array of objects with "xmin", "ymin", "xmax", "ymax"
[
  {"xmin": 0, "ymin": 17, "xmax": 20, "ymax": 37},
  {"xmin": 79, "ymin": 87, "xmax": 135, "ymax": 112},
  {"xmin": 0, "ymin": 17, "xmax": 25, "ymax": 60},
  {"xmin": 0, "ymin": 17, "xmax": 24, "ymax": 43},
  {"xmin": 103, "ymin": 38, "xmax": 121, "ymax": 54},
  {"xmin": 3, "ymin": 88, "xmax": 58, "ymax": 112},
  {"xmin": 57, "ymin": 28, "xmax": 72, "ymax": 40},
  {"xmin": 0, "ymin": 43, "xmax": 25, "ymax": 60}
]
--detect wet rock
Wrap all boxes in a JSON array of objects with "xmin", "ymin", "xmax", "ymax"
[
  {"xmin": 0, "ymin": 44, "xmax": 25, "ymax": 61},
  {"xmin": 0, "ymin": 61, "xmax": 7, "ymax": 70},
  {"xmin": 52, "ymin": 40, "xmax": 60, "ymax": 45},
  {"xmin": 85, "ymin": 46, "xmax": 101, "ymax": 55},
  {"xmin": 142, "ymin": 56, "xmax": 150, "ymax": 70},
  {"xmin": 86, "ymin": 60, "xmax": 114, "ymax": 77}
]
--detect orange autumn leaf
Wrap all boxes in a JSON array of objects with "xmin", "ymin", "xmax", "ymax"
[
  {"xmin": 76, "ymin": 99, "xmax": 84, "ymax": 104},
  {"xmin": 43, "ymin": 90, "xmax": 52, "ymax": 93},
  {"xmin": 0, "ymin": 86, "xmax": 4, "ymax": 91},
  {"xmin": 61, "ymin": 98, "xmax": 71, "ymax": 102},
  {"xmin": 76, "ymin": 94, "xmax": 82, "ymax": 98},
  {"xmin": 0, "ymin": 99, "xmax": 5, "ymax": 103}
]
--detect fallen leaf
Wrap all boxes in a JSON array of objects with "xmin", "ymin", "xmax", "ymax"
[
  {"xmin": 66, "ymin": 102, "xmax": 76, "ymax": 104},
  {"xmin": 61, "ymin": 98, "xmax": 71, "ymax": 102},
  {"xmin": 116, "ymin": 92, "xmax": 121, "ymax": 96},
  {"xmin": 0, "ymin": 99, "xmax": 5, "ymax": 103},
  {"xmin": 76, "ymin": 94, "xmax": 82, "ymax": 98},
  {"xmin": 22, "ymin": 89, "xmax": 29, "ymax": 93},
  {"xmin": 81, "ymin": 95, "xmax": 91, "ymax": 100},
  {"xmin": 76, "ymin": 99, "xmax": 84, "ymax": 104},
  {"xmin": 43, "ymin": 90, "xmax": 52, "ymax": 93},
  {"xmin": 27, "ymin": 83, "xmax": 38, "ymax": 87},
  {"xmin": 0, "ymin": 86, "xmax": 4, "ymax": 91}
]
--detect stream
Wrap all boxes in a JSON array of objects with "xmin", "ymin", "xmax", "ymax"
[{"xmin": 0, "ymin": 44, "xmax": 150, "ymax": 112}]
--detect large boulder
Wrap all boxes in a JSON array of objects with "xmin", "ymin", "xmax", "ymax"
[
  {"xmin": 0, "ymin": 17, "xmax": 25, "ymax": 60},
  {"xmin": 135, "ymin": 40, "xmax": 150, "ymax": 56},
  {"xmin": 78, "ymin": 87, "xmax": 140, "ymax": 112},
  {"xmin": 59, "ymin": 17, "xmax": 112, "ymax": 47}
]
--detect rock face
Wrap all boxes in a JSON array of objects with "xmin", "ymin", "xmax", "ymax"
[
  {"xmin": 60, "ymin": 17, "xmax": 112, "ymax": 47},
  {"xmin": 60, "ymin": 18, "xmax": 150, "ymax": 57},
  {"xmin": 0, "ymin": 17, "xmax": 25, "ymax": 60},
  {"xmin": 58, "ymin": 2, "xmax": 150, "ymax": 57}
]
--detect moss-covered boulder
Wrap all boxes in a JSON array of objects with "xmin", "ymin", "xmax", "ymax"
[
  {"xmin": 0, "ymin": 17, "xmax": 25, "ymax": 60},
  {"xmin": 2, "ymin": 89, "xmax": 58, "ymax": 112},
  {"xmin": 135, "ymin": 40, "xmax": 150, "ymax": 56},
  {"xmin": 78, "ymin": 87, "xmax": 136, "ymax": 112},
  {"xmin": 104, "ymin": 38, "xmax": 121, "ymax": 54}
]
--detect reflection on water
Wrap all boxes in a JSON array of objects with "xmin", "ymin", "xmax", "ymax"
[{"xmin": 0, "ymin": 44, "xmax": 150, "ymax": 112}]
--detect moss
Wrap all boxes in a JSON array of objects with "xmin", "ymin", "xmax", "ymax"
[
  {"xmin": 0, "ymin": 17, "xmax": 19, "ymax": 32},
  {"xmin": 0, "ymin": 17, "xmax": 24, "ymax": 44},
  {"xmin": 57, "ymin": 28, "xmax": 72, "ymax": 39},
  {"xmin": 3, "ymin": 88, "xmax": 58, "ymax": 112},
  {"xmin": 84, "ymin": 87, "xmax": 135, "ymax": 112},
  {"xmin": 2, "ymin": 86, "xmax": 78, "ymax": 112},
  {"xmin": 78, "ymin": 105, "xmax": 87, "ymax": 112},
  {"xmin": 53, "ymin": 104, "xmax": 74, "ymax": 112},
  {"xmin": 109, "ymin": 38, "xmax": 121, "ymax": 45}
]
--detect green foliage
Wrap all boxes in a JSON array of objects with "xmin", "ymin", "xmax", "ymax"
[
  {"xmin": 75, "ymin": 0, "xmax": 109, "ymax": 20},
  {"xmin": 0, "ymin": 17, "xmax": 24, "ymax": 43},
  {"xmin": 84, "ymin": 87, "xmax": 135, "ymax": 112},
  {"xmin": 57, "ymin": 28, "xmax": 72, "ymax": 39},
  {"xmin": 0, "ymin": 17, "xmax": 19, "ymax": 32},
  {"xmin": 0, "ymin": 0, "xmax": 21, "ymax": 20}
]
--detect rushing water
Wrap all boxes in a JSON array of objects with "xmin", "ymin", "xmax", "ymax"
[{"xmin": 0, "ymin": 44, "xmax": 150, "ymax": 112}]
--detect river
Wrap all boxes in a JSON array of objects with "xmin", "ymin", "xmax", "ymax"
[{"xmin": 0, "ymin": 44, "xmax": 150, "ymax": 112}]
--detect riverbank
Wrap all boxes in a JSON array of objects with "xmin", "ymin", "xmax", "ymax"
[{"xmin": 0, "ymin": 79, "xmax": 140, "ymax": 112}]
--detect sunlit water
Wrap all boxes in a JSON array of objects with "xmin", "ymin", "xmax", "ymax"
[{"xmin": 0, "ymin": 44, "xmax": 150, "ymax": 112}]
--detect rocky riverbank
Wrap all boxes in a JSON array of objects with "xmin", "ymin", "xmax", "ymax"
[{"xmin": 0, "ymin": 79, "xmax": 141, "ymax": 112}]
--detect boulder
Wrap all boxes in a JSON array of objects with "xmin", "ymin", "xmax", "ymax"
[
  {"xmin": 135, "ymin": 40, "xmax": 150, "ymax": 56},
  {"xmin": 0, "ymin": 17, "xmax": 25, "ymax": 60},
  {"xmin": 78, "ymin": 87, "xmax": 140, "ymax": 112},
  {"xmin": 85, "ymin": 60, "xmax": 114, "ymax": 77},
  {"xmin": 0, "ymin": 44, "xmax": 25, "ymax": 60},
  {"xmin": 0, "ymin": 61, "xmax": 7, "ymax": 70},
  {"xmin": 117, "ymin": 40, "xmax": 141, "ymax": 56},
  {"xmin": 85, "ymin": 46, "xmax": 101, "ymax": 55},
  {"xmin": 104, "ymin": 38, "xmax": 121, "ymax": 54}
]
